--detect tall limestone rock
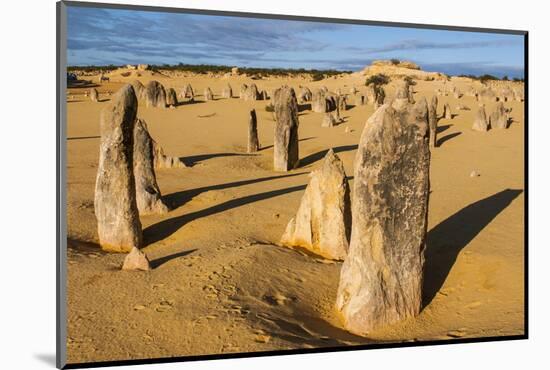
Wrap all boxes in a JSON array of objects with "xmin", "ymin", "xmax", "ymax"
[
  {"xmin": 280, "ymin": 149, "xmax": 351, "ymax": 260},
  {"xmin": 133, "ymin": 118, "xmax": 169, "ymax": 215},
  {"xmin": 490, "ymin": 102, "xmax": 508, "ymax": 129},
  {"xmin": 204, "ymin": 87, "xmax": 214, "ymax": 101},
  {"xmin": 247, "ymin": 109, "xmax": 260, "ymax": 153},
  {"xmin": 273, "ymin": 86, "xmax": 300, "ymax": 171},
  {"xmin": 428, "ymin": 95, "xmax": 438, "ymax": 148},
  {"xmin": 222, "ymin": 84, "xmax": 233, "ymax": 98},
  {"xmin": 243, "ymin": 83, "xmax": 260, "ymax": 101},
  {"xmin": 184, "ymin": 83, "xmax": 194, "ymax": 100},
  {"xmin": 443, "ymin": 102, "xmax": 452, "ymax": 119},
  {"xmin": 94, "ymin": 85, "xmax": 143, "ymax": 252},
  {"xmin": 472, "ymin": 105, "xmax": 489, "ymax": 132},
  {"xmin": 166, "ymin": 88, "xmax": 178, "ymax": 107},
  {"xmin": 336, "ymin": 101, "xmax": 430, "ymax": 335},
  {"xmin": 145, "ymin": 81, "xmax": 167, "ymax": 108},
  {"xmin": 90, "ymin": 88, "xmax": 99, "ymax": 102}
]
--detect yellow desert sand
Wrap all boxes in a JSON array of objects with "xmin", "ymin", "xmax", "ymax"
[{"xmin": 65, "ymin": 64, "xmax": 524, "ymax": 363}]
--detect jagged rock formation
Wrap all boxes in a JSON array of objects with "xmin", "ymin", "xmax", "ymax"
[
  {"xmin": 490, "ymin": 102, "xmax": 508, "ymax": 129},
  {"xmin": 90, "ymin": 88, "xmax": 99, "ymax": 102},
  {"xmin": 443, "ymin": 103, "xmax": 452, "ymax": 119},
  {"xmin": 94, "ymin": 84, "xmax": 143, "ymax": 252},
  {"xmin": 336, "ymin": 100, "xmax": 430, "ymax": 335},
  {"xmin": 472, "ymin": 105, "xmax": 489, "ymax": 132},
  {"xmin": 339, "ymin": 95, "xmax": 348, "ymax": 111},
  {"xmin": 184, "ymin": 83, "xmax": 194, "ymax": 100},
  {"xmin": 239, "ymin": 84, "xmax": 248, "ymax": 99},
  {"xmin": 122, "ymin": 247, "xmax": 151, "ymax": 271},
  {"xmin": 166, "ymin": 88, "xmax": 178, "ymax": 107},
  {"xmin": 133, "ymin": 118, "xmax": 169, "ymax": 215},
  {"xmin": 280, "ymin": 149, "xmax": 351, "ymax": 260},
  {"xmin": 513, "ymin": 88, "xmax": 524, "ymax": 102},
  {"xmin": 321, "ymin": 112, "xmax": 339, "ymax": 128},
  {"xmin": 428, "ymin": 95, "xmax": 438, "ymax": 148},
  {"xmin": 145, "ymin": 81, "xmax": 167, "ymax": 108},
  {"xmin": 222, "ymin": 84, "xmax": 233, "ymax": 98},
  {"xmin": 298, "ymin": 86, "xmax": 312, "ymax": 102},
  {"xmin": 312, "ymin": 89, "xmax": 338, "ymax": 113},
  {"xmin": 153, "ymin": 141, "xmax": 186, "ymax": 169},
  {"xmin": 373, "ymin": 86, "xmax": 386, "ymax": 110},
  {"xmin": 130, "ymin": 80, "xmax": 146, "ymax": 100},
  {"xmin": 204, "ymin": 87, "xmax": 214, "ymax": 101},
  {"xmin": 273, "ymin": 86, "xmax": 300, "ymax": 171},
  {"xmin": 394, "ymin": 80, "xmax": 411, "ymax": 104},
  {"xmin": 243, "ymin": 83, "xmax": 260, "ymax": 101},
  {"xmin": 248, "ymin": 109, "xmax": 260, "ymax": 153}
]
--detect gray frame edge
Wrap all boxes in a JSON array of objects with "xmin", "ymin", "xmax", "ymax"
[
  {"xmin": 61, "ymin": 0, "xmax": 527, "ymax": 35},
  {"xmin": 57, "ymin": 1, "xmax": 68, "ymax": 369}
]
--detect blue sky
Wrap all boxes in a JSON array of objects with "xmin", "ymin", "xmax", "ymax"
[{"xmin": 66, "ymin": 6, "xmax": 525, "ymax": 78}]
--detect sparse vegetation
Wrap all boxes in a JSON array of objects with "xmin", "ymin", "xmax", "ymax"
[
  {"xmin": 374, "ymin": 85, "xmax": 385, "ymax": 101},
  {"xmin": 478, "ymin": 74, "xmax": 499, "ymax": 84},
  {"xmin": 365, "ymin": 73, "xmax": 390, "ymax": 86},
  {"xmin": 67, "ymin": 63, "xmax": 352, "ymax": 79},
  {"xmin": 457, "ymin": 73, "xmax": 520, "ymax": 83},
  {"xmin": 390, "ymin": 59, "xmax": 400, "ymax": 65},
  {"xmin": 67, "ymin": 64, "xmax": 119, "ymax": 72},
  {"xmin": 311, "ymin": 73, "xmax": 325, "ymax": 81},
  {"xmin": 403, "ymin": 76, "xmax": 417, "ymax": 86}
]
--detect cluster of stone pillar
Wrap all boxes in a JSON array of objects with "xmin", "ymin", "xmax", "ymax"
[
  {"xmin": 280, "ymin": 94, "xmax": 431, "ymax": 336},
  {"xmin": 94, "ymin": 84, "xmax": 177, "ymax": 259},
  {"xmin": 92, "ymin": 76, "xmax": 517, "ymax": 333}
]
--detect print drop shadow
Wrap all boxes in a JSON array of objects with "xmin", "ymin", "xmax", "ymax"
[
  {"xmin": 33, "ymin": 353, "xmax": 56, "ymax": 367},
  {"xmin": 300, "ymin": 144, "xmax": 358, "ymax": 167},
  {"xmin": 145, "ymin": 182, "xmax": 309, "ymax": 246},
  {"xmin": 422, "ymin": 188, "xmax": 523, "ymax": 308},
  {"xmin": 150, "ymin": 248, "xmax": 197, "ymax": 269},
  {"xmin": 436, "ymin": 132, "xmax": 462, "ymax": 147}
]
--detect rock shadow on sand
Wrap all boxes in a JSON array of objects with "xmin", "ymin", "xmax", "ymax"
[
  {"xmin": 259, "ymin": 136, "xmax": 317, "ymax": 152},
  {"xmin": 150, "ymin": 248, "xmax": 197, "ymax": 269},
  {"xmin": 146, "ymin": 183, "xmax": 309, "ymax": 245},
  {"xmin": 436, "ymin": 132, "xmax": 462, "ymax": 147},
  {"xmin": 299, "ymin": 144, "xmax": 358, "ymax": 168},
  {"xmin": 423, "ymin": 188, "xmax": 523, "ymax": 307},
  {"xmin": 163, "ymin": 172, "xmax": 306, "ymax": 209},
  {"xmin": 182, "ymin": 152, "xmax": 257, "ymax": 167}
]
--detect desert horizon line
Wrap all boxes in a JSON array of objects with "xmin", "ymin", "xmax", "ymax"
[{"xmin": 66, "ymin": 62, "xmax": 524, "ymax": 80}]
